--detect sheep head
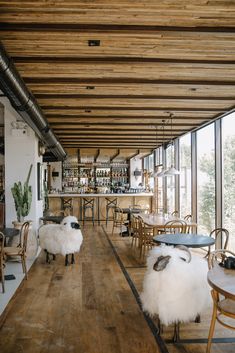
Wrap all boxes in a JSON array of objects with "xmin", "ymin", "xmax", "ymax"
[
  {"xmin": 153, "ymin": 255, "xmax": 171, "ymax": 271},
  {"xmin": 152, "ymin": 245, "xmax": 191, "ymax": 271},
  {"xmin": 61, "ymin": 216, "xmax": 80, "ymax": 231}
]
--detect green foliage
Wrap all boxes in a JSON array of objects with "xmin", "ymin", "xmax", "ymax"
[{"xmin": 11, "ymin": 164, "xmax": 33, "ymax": 222}]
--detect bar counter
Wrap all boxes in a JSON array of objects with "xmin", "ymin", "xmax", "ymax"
[{"xmin": 48, "ymin": 193, "xmax": 153, "ymax": 223}]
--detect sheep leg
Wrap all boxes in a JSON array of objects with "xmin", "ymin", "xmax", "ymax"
[
  {"xmin": 52, "ymin": 254, "xmax": 56, "ymax": 261},
  {"xmin": 172, "ymin": 322, "xmax": 180, "ymax": 342},
  {"xmin": 71, "ymin": 253, "xmax": 75, "ymax": 264},
  {"xmin": 65, "ymin": 254, "xmax": 69, "ymax": 266},
  {"xmin": 45, "ymin": 250, "xmax": 50, "ymax": 264},
  {"xmin": 195, "ymin": 314, "xmax": 201, "ymax": 323}
]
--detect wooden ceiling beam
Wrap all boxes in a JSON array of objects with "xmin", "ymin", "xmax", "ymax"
[
  {"xmin": 13, "ymin": 57, "xmax": 235, "ymax": 65},
  {"xmin": 43, "ymin": 106, "xmax": 225, "ymax": 112},
  {"xmin": 1, "ymin": 23, "xmax": 235, "ymax": 33},
  {"xmin": 34, "ymin": 93, "xmax": 235, "ymax": 101},
  {"xmin": 24, "ymin": 77, "xmax": 235, "ymax": 86}
]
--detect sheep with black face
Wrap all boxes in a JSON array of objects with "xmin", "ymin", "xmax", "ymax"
[
  {"xmin": 39, "ymin": 216, "xmax": 83, "ymax": 265},
  {"xmin": 140, "ymin": 245, "xmax": 210, "ymax": 328}
]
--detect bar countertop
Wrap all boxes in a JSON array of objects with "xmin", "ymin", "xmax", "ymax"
[{"xmin": 48, "ymin": 192, "xmax": 153, "ymax": 197}]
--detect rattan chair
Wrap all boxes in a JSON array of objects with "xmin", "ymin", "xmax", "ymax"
[
  {"xmin": 0, "ymin": 232, "xmax": 5, "ymax": 292},
  {"xmin": 111, "ymin": 207, "xmax": 128, "ymax": 236},
  {"xmin": 207, "ymin": 249, "xmax": 235, "ymax": 353},
  {"xmin": 4, "ymin": 221, "xmax": 30, "ymax": 279}
]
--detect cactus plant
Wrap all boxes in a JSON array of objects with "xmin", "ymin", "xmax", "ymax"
[{"xmin": 11, "ymin": 164, "xmax": 33, "ymax": 222}]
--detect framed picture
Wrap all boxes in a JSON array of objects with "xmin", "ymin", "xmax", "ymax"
[{"xmin": 37, "ymin": 162, "xmax": 43, "ymax": 200}]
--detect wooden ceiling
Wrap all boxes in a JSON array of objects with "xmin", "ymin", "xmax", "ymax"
[{"xmin": 0, "ymin": 1, "xmax": 235, "ymax": 160}]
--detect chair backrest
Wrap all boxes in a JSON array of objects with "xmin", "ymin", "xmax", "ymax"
[
  {"xmin": 19, "ymin": 221, "xmax": 30, "ymax": 252},
  {"xmin": 105, "ymin": 197, "xmax": 117, "ymax": 208},
  {"xmin": 83, "ymin": 198, "xmax": 94, "ymax": 208},
  {"xmin": 184, "ymin": 214, "xmax": 192, "ymax": 221},
  {"xmin": 171, "ymin": 210, "xmax": 179, "ymax": 217},
  {"xmin": 208, "ymin": 249, "xmax": 235, "ymax": 270},
  {"xmin": 164, "ymin": 220, "xmax": 187, "ymax": 234},
  {"xmin": 209, "ymin": 228, "xmax": 229, "ymax": 251},
  {"xmin": 113, "ymin": 207, "xmax": 124, "ymax": 223},
  {"xmin": 0, "ymin": 231, "xmax": 4, "ymax": 266},
  {"xmin": 61, "ymin": 198, "xmax": 73, "ymax": 209}
]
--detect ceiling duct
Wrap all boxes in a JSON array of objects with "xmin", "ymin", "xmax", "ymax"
[{"xmin": 0, "ymin": 43, "xmax": 66, "ymax": 161}]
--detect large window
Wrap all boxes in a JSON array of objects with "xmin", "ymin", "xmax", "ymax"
[
  {"xmin": 197, "ymin": 124, "xmax": 215, "ymax": 233},
  {"xmin": 179, "ymin": 133, "xmax": 191, "ymax": 217},
  {"xmin": 166, "ymin": 144, "xmax": 175, "ymax": 213},
  {"xmin": 222, "ymin": 114, "xmax": 235, "ymax": 251},
  {"xmin": 154, "ymin": 147, "xmax": 163, "ymax": 213}
]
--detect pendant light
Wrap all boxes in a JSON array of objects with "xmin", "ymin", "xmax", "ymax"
[
  {"xmin": 164, "ymin": 114, "xmax": 180, "ymax": 176},
  {"xmin": 153, "ymin": 120, "xmax": 167, "ymax": 177}
]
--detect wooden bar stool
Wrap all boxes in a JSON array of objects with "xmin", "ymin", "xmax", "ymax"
[
  {"xmin": 105, "ymin": 197, "xmax": 117, "ymax": 225},
  {"xmin": 61, "ymin": 198, "xmax": 73, "ymax": 215},
  {"xmin": 82, "ymin": 198, "xmax": 95, "ymax": 226}
]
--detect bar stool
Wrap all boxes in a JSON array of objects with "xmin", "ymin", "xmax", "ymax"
[
  {"xmin": 105, "ymin": 197, "xmax": 117, "ymax": 225},
  {"xmin": 61, "ymin": 198, "xmax": 73, "ymax": 215},
  {"xmin": 82, "ymin": 198, "xmax": 95, "ymax": 226}
]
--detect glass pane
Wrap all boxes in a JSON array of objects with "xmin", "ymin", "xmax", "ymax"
[
  {"xmin": 166, "ymin": 144, "xmax": 175, "ymax": 213},
  {"xmin": 154, "ymin": 147, "xmax": 163, "ymax": 213},
  {"xmin": 222, "ymin": 113, "xmax": 235, "ymax": 251},
  {"xmin": 179, "ymin": 133, "xmax": 191, "ymax": 218},
  {"xmin": 197, "ymin": 124, "xmax": 215, "ymax": 234}
]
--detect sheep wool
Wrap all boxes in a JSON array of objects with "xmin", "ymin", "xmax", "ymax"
[
  {"xmin": 140, "ymin": 245, "xmax": 211, "ymax": 326},
  {"xmin": 39, "ymin": 216, "xmax": 83, "ymax": 256}
]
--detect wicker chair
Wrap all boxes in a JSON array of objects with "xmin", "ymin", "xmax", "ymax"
[{"xmin": 4, "ymin": 222, "xmax": 30, "ymax": 279}]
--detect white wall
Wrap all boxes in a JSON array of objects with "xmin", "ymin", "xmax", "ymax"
[{"xmin": 1, "ymin": 97, "xmax": 43, "ymax": 231}]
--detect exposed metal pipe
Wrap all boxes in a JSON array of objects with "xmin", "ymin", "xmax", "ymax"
[{"xmin": 0, "ymin": 42, "xmax": 66, "ymax": 161}]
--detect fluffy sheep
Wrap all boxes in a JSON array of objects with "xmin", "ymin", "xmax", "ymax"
[
  {"xmin": 140, "ymin": 245, "xmax": 210, "ymax": 328},
  {"xmin": 39, "ymin": 216, "xmax": 83, "ymax": 265}
]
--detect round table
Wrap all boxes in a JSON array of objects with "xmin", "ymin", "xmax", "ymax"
[
  {"xmin": 153, "ymin": 233, "xmax": 215, "ymax": 248},
  {"xmin": 0, "ymin": 227, "xmax": 20, "ymax": 246},
  {"xmin": 40, "ymin": 216, "xmax": 64, "ymax": 224}
]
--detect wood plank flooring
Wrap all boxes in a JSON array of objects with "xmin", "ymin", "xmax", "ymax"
[{"xmin": 0, "ymin": 223, "xmax": 235, "ymax": 353}]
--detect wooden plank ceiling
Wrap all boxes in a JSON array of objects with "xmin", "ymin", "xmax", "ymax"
[{"xmin": 0, "ymin": 1, "xmax": 235, "ymax": 161}]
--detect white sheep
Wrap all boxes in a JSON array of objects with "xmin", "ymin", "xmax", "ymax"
[
  {"xmin": 140, "ymin": 245, "xmax": 210, "ymax": 338},
  {"xmin": 39, "ymin": 216, "xmax": 83, "ymax": 265}
]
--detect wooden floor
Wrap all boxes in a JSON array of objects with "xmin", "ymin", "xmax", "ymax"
[{"xmin": 0, "ymin": 223, "xmax": 235, "ymax": 353}]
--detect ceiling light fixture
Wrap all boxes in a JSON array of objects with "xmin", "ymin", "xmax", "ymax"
[
  {"xmin": 86, "ymin": 86, "xmax": 95, "ymax": 90},
  {"xmin": 164, "ymin": 114, "xmax": 180, "ymax": 176},
  {"xmin": 153, "ymin": 120, "xmax": 166, "ymax": 177}
]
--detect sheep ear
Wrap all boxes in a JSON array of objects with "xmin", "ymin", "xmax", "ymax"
[{"xmin": 153, "ymin": 255, "xmax": 171, "ymax": 271}]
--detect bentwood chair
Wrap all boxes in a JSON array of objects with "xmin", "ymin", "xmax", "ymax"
[
  {"xmin": 4, "ymin": 221, "xmax": 30, "ymax": 279},
  {"xmin": 0, "ymin": 232, "xmax": 5, "ymax": 292},
  {"xmin": 204, "ymin": 228, "xmax": 229, "ymax": 258},
  {"xmin": 171, "ymin": 210, "xmax": 179, "ymax": 217},
  {"xmin": 207, "ymin": 249, "xmax": 235, "ymax": 353},
  {"xmin": 163, "ymin": 220, "xmax": 187, "ymax": 234}
]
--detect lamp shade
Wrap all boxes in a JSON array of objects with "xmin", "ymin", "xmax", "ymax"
[{"xmin": 164, "ymin": 165, "xmax": 180, "ymax": 176}]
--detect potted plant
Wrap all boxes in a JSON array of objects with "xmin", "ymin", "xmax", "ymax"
[{"xmin": 11, "ymin": 164, "xmax": 33, "ymax": 227}]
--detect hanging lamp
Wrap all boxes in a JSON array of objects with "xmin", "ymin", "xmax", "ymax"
[
  {"xmin": 164, "ymin": 114, "xmax": 180, "ymax": 176},
  {"xmin": 153, "ymin": 120, "xmax": 167, "ymax": 177}
]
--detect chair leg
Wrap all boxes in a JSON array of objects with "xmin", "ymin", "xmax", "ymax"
[
  {"xmin": 206, "ymin": 294, "xmax": 218, "ymax": 353},
  {"xmin": 92, "ymin": 207, "xmax": 95, "ymax": 226},
  {"xmin": 22, "ymin": 255, "xmax": 28, "ymax": 279}
]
